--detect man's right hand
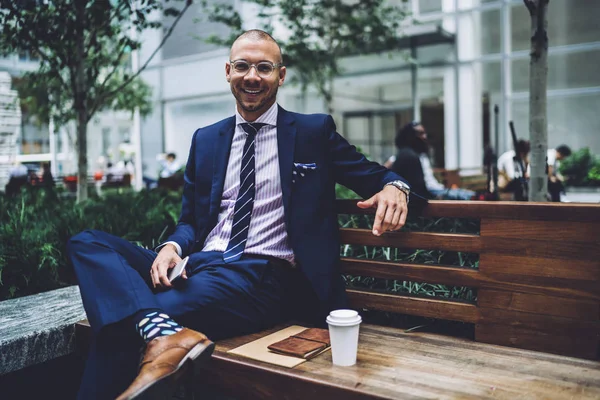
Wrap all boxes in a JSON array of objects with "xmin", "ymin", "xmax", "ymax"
[{"xmin": 150, "ymin": 244, "xmax": 183, "ymax": 289}]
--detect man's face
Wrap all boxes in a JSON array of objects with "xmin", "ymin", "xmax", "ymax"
[
  {"xmin": 226, "ymin": 38, "xmax": 286, "ymax": 121},
  {"xmin": 414, "ymin": 124, "xmax": 428, "ymax": 141}
]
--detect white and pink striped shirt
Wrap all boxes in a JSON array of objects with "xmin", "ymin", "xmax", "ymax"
[{"xmin": 201, "ymin": 103, "xmax": 295, "ymax": 263}]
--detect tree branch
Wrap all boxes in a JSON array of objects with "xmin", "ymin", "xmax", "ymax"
[
  {"xmin": 88, "ymin": 1, "xmax": 192, "ymax": 118},
  {"xmin": 92, "ymin": 44, "xmax": 129, "ymax": 98}
]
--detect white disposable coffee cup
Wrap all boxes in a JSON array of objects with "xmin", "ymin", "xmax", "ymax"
[{"xmin": 326, "ymin": 309, "xmax": 362, "ymax": 366}]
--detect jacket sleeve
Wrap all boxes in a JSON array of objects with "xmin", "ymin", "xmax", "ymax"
[
  {"xmin": 325, "ymin": 115, "xmax": 409, "ymax": 198},
  {"xmin": 163, "ymin": 129, "xmax": 199, "ymax": 255}
]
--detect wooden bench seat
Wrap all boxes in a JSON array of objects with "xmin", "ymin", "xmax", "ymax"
[
  {"xmin": 197, "ymin": 323, "xmax": 600, "ymax": 399},
  {"xmin": 75, "ymin": 199, "xmax": 600, "ymax": 399}
]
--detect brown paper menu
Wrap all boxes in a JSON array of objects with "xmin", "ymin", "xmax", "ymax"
[
  {"xmin": 267, "ymin": 328, "xmax": 331, "ymax": 359},
  {"xmin": 227, "ymin": 325, "xmax": 331, "ymax": 368}
]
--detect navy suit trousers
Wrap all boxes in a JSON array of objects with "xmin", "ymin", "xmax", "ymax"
[{"xmin": 68, "ymin": 229, "xmax": 293, "ymax": 400}]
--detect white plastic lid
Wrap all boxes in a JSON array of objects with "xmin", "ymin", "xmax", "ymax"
[{"xmin": 326, "ymin": 309, "xmax": 362, "ymax": 326}]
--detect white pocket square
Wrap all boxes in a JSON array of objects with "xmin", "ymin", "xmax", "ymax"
[{"xmin": 293, "ymin": 162, "xmax": 317, "ymax": 182}]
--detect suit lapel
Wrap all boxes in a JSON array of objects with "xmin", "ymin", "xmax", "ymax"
[
  {"xmin": 209, "ymin": 117, "xmax": 235, "ymax": 217},
  {"xmin": 277, "ymin": 106, "xmax": 296, "ymax": 225}
]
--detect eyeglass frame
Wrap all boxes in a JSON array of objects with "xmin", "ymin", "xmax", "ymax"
[{"xmin": 228, "ymin": 59, "xmax": 284, "ymax": 78}]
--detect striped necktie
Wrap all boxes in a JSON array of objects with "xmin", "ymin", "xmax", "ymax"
[{"xmin": 223, "ymin": 122, "xmax": 266, "ymax": 263}]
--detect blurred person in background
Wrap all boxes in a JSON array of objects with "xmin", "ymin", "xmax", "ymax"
[
  {"xmin": 5, "ymin": 160, "xmax": 29, "ymax": 196},
  {"xmin": 159, "ymin": 152, "xmax": 182, "ymax": 178},
  {"xmin": 391, "ymin": 121, "xmax": 474, "ymax": 200},
  {"xmin": 547, "ymin": 144, "xmax": 572, "ymax": 202},
  {"xmin": 39, "ymin": 162, "xmax": 55, "ymax": 189},
  {"xmin": 497, "ymin": 139, "xmax": 530, "ymax": 196}
]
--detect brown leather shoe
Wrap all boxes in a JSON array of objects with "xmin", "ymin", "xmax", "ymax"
[{"xmin": 116, "ymin": 328, "xmax": 215, "ymax": 400}]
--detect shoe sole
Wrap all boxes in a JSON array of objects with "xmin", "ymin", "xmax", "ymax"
[{"xmin": 129, "ymin": 340, "xmax": 216, "ymax": 400}]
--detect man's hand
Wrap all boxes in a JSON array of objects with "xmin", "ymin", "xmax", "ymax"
[
  {"xmin": 150, "ymin": 244, "xmax": 185, "ymax": 289},
  {"xmin": 356, "ymin": 185, "xmax": 408, "ymax": 236}
]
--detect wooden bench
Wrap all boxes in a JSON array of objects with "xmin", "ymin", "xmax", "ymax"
[{"xmin": 75, "ymin": 200, "xmax": 600, "ymax": 399}]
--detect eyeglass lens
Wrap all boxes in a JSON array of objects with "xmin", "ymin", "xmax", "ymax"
[{"xmin": 232, "ymin": 61, "xmax": 275, "ymax": 77}]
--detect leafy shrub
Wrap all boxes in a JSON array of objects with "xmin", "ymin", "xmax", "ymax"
[
  {"xmin": 559, "ymin": 147, "xmax": 600, "ymax": 187},
  {"xmin": 0, "ymin": 187, "xmax": 181, "ymax": 300}
]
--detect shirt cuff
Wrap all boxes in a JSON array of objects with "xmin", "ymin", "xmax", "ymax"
[{"xmin": 155, "ymin": 241, "xmax": 182, "ymax": 256}]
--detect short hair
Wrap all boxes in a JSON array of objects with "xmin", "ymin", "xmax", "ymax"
[
  {"xmin": 556, "ymin": 145, "xmax": 572, "ymax": 158},
  {"xmin": 394, "ymin": 121, "xmax": 422, "ymax": 149},
  {"xmin": 516, "ymin": 139, "xmax": 530, "ymax": 154},
  {"xmin": 167, "ymin": 153, "xmax": 176, "ymax": 159},
  {"xmin": 231, "ymin": 29, "xmax": 283, "ymax": 64}
]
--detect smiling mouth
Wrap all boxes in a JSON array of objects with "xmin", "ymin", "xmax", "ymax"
[{"xmin": 243, "ymin": 88, "xmax": 262, "ymax": 95}]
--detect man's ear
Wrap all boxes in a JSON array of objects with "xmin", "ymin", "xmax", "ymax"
[
  {"xmin": 225, "ymin": 62, "xmax": 231, "ymax": 82},
  {"xmin": 278, "ymin": 66, "xmax": 287, "ymax": 86}
]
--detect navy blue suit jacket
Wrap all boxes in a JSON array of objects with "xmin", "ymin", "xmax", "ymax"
[{"xmin": 166, "ymin": 106, "xmax": 405, "ymax": 320}]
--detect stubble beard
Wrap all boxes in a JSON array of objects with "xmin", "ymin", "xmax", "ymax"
[{"xmin": 232, "ymin": 84, "xmax": 278, "ymax": 114}]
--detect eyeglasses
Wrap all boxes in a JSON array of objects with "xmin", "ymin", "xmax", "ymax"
[{"xmin": 229, "ymin": 60, "xmax": 283, "ymax": 78}]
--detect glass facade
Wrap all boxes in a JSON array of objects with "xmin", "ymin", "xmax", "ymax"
[{"xmin": 333, "ymin": 0, "xmax": 600, "ymax": 168}]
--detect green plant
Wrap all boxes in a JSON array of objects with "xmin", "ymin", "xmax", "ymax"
[
  {"xmin": 0, "ymin": 188, "xmax": 181, "ymax": 300},
  {"xmin": 559, "ymin": 147, "xmax": 600, "ymax": 187},
  {"xmin": 339, "ymin": 212, "xmax": 479, "ymax": 302},
  {"xmin": 588, "ymin": 161, "xmax": 600, "ymax": 184}
]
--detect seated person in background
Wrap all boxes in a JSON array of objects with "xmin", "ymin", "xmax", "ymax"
[
  {"xmin": 5, "ymin": 161, "xmax": 29, "ymax": 196},
  {"xmin": 497, "ymin": 139, "xmax": 530, "ymax": 194},
  {"xmin": 391, "ymin": 122, "xmax": 475, "ymax": 200},
  {"xmin": 547, "ymin": 144, "xmax": 571, "ymax": 202},
  {"xmin": 159, "ymin": 152, "xmax": 182, "ymax": 178},
  {"xmin": 39, "ymin": 162, "xmax": 55, "ymax": 188}
]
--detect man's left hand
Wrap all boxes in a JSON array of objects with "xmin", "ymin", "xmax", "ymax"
[{"xmin": 356, "ymin": 185, "xmax": 408, "ymax": 236}]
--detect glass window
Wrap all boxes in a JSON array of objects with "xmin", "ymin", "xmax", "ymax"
[
  {"xmin": 510, "ymin": 94, "xmax": 600, "ymax": 154},
  {"xmin": 511, "ymin": 0, "xmax": 600, "ymax": 52},
  {"xmin": 417, "ymin": 42, "xmax": 456, "ymax": 64},
  {"xmin": 418, "ymin": 0, "xmax": 442, "ymax": 14},
  {"xmin": 458, "ymin": 8, "xmax": 502, "ymax": 59},
  {"xmin": 512, "ymin": 49, "xmax": 600, "ymax": 93}
]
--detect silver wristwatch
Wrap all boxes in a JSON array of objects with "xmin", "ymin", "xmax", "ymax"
[{"xmin": 385, "ymin": 180, "xmax": 410, "ymax": 204}]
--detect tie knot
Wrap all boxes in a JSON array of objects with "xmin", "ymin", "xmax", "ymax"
[{"xmin": 240, "ymin": 123, "xmax": 267, "ymax": 137}]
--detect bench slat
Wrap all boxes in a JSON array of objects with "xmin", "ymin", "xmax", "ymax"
[
  {"xmin": 347, "ymin": 289, "xmax": 479, "ymax": 323},
  {"xmin": 480, "ymin": 254, "xmax": 600, "ymax": 280},
  {"xmin": 481, "ymin": 219, "xmax": 600, "ymax": 243},
  {"xmin": 337, "ymin": 199, "xmax": 600, "ymax": 221},
  {"xmin": 340, "ymin": 229, "xmax": 482, "ymax": 253},
  {"xmin": 477, "ymin": 306, "xmax": 600, "ymax": 336},
  {"xmin": 481, "ymin": 236, "xmax": 599, "ymax": 261},
  {"xmin": 478, "ymin": 289, "xmax": 600, "ymax": 320},
  {"xmin": 340, "ymin": 257, "xmax": 480, "ymax": 287},
  {"xmin": 341, "ymin": 257, "xmax": 600, "ymax": 301},
  {"xmin": 475, "ymin": 323, "xmax": 598, "ymax": 360}
]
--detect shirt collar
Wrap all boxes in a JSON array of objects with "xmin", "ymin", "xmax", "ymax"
[{"xmin": 235, "ymin": 102, "xmax": 278, "ymax": 127}]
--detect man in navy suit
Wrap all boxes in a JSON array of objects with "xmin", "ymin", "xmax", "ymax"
[{"xmin": 68, "ymin": 29, "xmax": 410, "ymax": 400}]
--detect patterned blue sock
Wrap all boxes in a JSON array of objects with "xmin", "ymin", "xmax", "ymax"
[{"xmin": 134, "ymin": 309, "xmax": 183, "ymax": 343}]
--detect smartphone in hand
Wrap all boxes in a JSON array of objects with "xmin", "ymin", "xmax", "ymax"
[{"xmin": 168, "ymin": 256, "xmax": 189, "ymax": 283}]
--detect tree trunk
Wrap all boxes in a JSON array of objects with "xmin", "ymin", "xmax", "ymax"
[
  {"xmin": 76, "ymin": 108, "xmax": 88, "ymax": 202},
  {"xmin": 74, "ymin": 1, "xmax": 88, "ymax": 202},
  {"xmin": 526, "ymin": 0, "xmax": 549, "ymax": 202}
]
